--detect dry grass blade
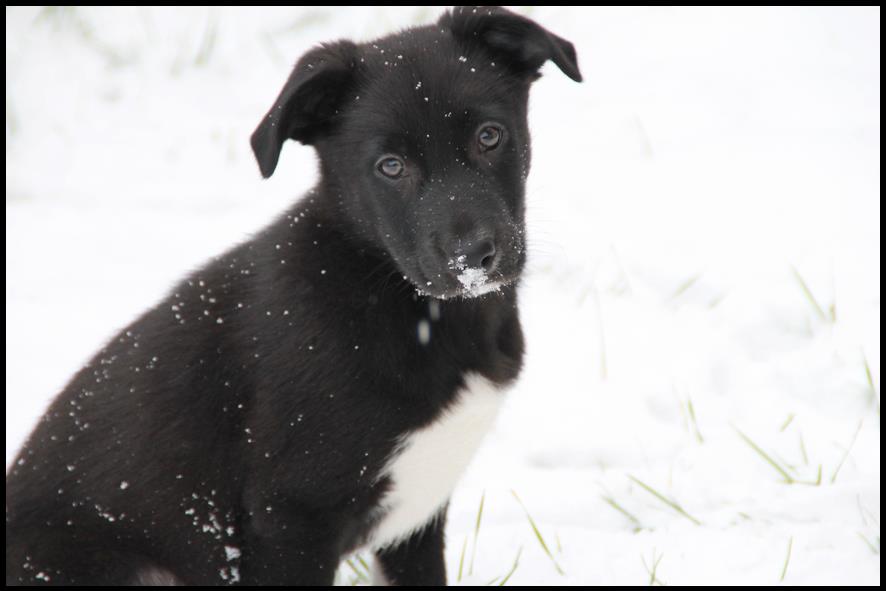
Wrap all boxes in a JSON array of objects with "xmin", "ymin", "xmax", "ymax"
[
  {"xmin": 780, "ymin": 537, "xmax": 793, "ymax": 582},
  {"xmin": 602, "ymin": 494, "xmax": 642, "ymax": 531},
  {"xmin": 863, "ymin": 353, "xmax": 878, "ymax": 407},
  {"xmin": 857, "ymin": 533, "xmax": 880, "ymax": 555},
  {"xmin": 791, "ymin": 265, "xmax": 828, "ymax": 322},
  {"xmin": 469, "ymin": 491, "xmax": 485, "ymax": 575},
  {"xmin": 457, "ymin": 535, "xmax": 468, "ymax": 583},
  {"xmin": 671, "ymin": 273, "xmax": 702, "ymax": 300},
  {"xmin": 344, "ymin": 558, "xmax": 370, "ymax": 584},
  {"xmin": 831, "ymin": 420, "xmax": 863, "ymax": 484},
  {"xmin": 641, "ymin": 549, "xmax": 665, "ymax": 586},
  {"xmin": 628, "ymin": 475, "xmax": 701, "ymax": 526},
  {"xmin": 498, "ymin": 546, "xmax": 523, "ymax": 586},
  {"xmin": 511, "ymin": 490, "xmax": 565, "ymax": 575},
  {"xmin": 687, "ymin": 398, "xmax": 704, "ymax": 443},
  {"xmin": 734, "ymin": 427, "xmax": 794, "ymax": 484}
]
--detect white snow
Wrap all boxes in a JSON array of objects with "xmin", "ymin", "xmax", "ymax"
[
  {"xmin": 456, "ymin": 267, "xmax": 486, "ymax": 290},
  {"xmin": 6, "ymin": 6, "xmax": 879, "ymax": 586},
  {"xmin": 450, "ymin": 253, "xmax": 504, "ymax": 297},
  {"xmin": 417, "ymin": 319, "xmax": 431, "ymax": 346},
  {"xmin": 224, "ymin": 545, "xmax": 241, "ymax": 561},
  {"xmin": 454, "ymin": 267, "xmax": 502, "ymax": 297}
]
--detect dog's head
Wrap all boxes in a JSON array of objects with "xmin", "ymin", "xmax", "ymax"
[{"xmin": 251, "ymin": 6, "xmax": 581, "ymax": 299}]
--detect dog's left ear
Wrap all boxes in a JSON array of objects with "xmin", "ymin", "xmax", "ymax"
[
  {"xmin": 441, "ymin": 6, "xmax": 582, "ymax": 83},
  {"xmin": 251, "ymin": 40, "xmax": 358, "ymax": 178}
]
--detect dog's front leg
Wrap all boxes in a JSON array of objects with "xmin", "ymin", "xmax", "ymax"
[
  {"xmin": 238, "ymin": 505, "xmax": 340, "ymax": 586},
  {"xmin": 374, "ymin": 507, "xmax": 448, "ymax": 586}
]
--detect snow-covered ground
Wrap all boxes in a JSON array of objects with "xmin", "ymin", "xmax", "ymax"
[{"xmin": 6, "ymin": 6, "xmax": 880, "ymax": 585}]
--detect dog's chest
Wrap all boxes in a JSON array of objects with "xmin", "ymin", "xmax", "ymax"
[{"xmin": 368, "ymin": 373, "xmax": 503, "ymax": 549}]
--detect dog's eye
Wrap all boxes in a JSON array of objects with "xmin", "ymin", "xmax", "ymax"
[
  {"xmin": 478, "ymin": 126, "xmax": 502, "ymax": 150},
  {"xmin": 377, "ymin": 157, "xmax": 405, "ymax": 179}
]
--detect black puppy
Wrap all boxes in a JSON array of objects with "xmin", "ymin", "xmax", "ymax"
[{"xmin": 6, "ymin": 6, "xmax": 580, "ymax": 586}]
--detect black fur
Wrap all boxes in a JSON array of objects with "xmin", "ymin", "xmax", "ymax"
[{"xmin": 6, "ymin": 6, "xmax": 580, "ymax": 586}]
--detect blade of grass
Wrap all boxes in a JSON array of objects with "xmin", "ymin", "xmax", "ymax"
[
  {"xmin": 804, "ymin": 464, "xmax": 822, "ymax": 486},
  {"xmin": 856, "ymin": 495, "xmax": 880, "ymax": 528},
  {"xmin": 671, "ymin": 273, "xmax": 702, "ymax": 300},
  {"xmin": 863, "ymin": 353, "xmax": 878, "ymax": 406},
  {"xmin": 511, "ymin": 491, "xmax": 564, "ymax": 574},
  {"xmin": 272, "ymin": 10, "xmax": 331, "ymax": 36},
  {"xmin": 344, "ymin": 558, "xmax": 370, "ymax": 584},
  {"xmin": 734, "ymin": 427, "xmax": 794, "ymax": 483},
  {"xmin": 799, "ymin": 432, "xmax": 809, "ymax": 465},
  {"xmin": 602, "ymin": 494, "xmax": 642, "ymax": 531},
  {"xmin": 641, "ymin": 549, "xmax": 665, "ymax": 586},
  {"xmin": 776, "ymin": 452, "xmax": 801, "ymax": 475},
  {"xmin": 780, "ymin": 413, "xmax": 795, "ymax": 432},
  {"xmin": 355, "ymin": 554, "xmax": 371, "ymax": 575},
  {"xmin": 457, "ymin": 536, "xmax": 468, "ymax": 583},
  {"xmin": 469, "ymin": 491, "xmax": 485, "ymax": 575},
  {"xmin": 628, "ymin": 475, "xmax": 701, "ymax": 526},
  {"xmin": 593, "ymin": 291, "xmax": 608, "ymax": 381},
  {"xmin": 687, "ymin": 398, "xmax": 704, "ymax": 443},
  {"xmin": 791, "ymin": 265, "xmax": 827, "ymax": 322},
  {"xmin": 857, "ymin": 533, "xmax": 880, "ymax": 555},
  {"xmin": 780, "ymin": 537, "xmax": 793, "ymax": 582},
  {"xmin": 498, "ymin": 546, "xmax": 523, "ymax": 586},
  {"xmin": 863, "ymin": 354, "xmax": 876, "ymax": 392},
  {"xmin": 831, "ymin": 420, "xmax": 863, "ymax": 484},
  {"xmin": 193, "ymin": 8, "xmax": 218, "ymax": 67},
  {"xmin": 785, "ymin": 461, "xmax": 820, "ymax": 486}
]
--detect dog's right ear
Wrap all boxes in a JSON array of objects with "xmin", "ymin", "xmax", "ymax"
[
  {"xmin": 441, "ymin": 6, "xmax": 582, "ymax": 83},
  {"xmin": 251, "ymin": 41, "xmax": 357, "ymax": 178}
]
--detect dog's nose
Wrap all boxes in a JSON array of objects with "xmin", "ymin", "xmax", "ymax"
[{"xmin": 462, "ymin": 239, "xmax": 497, "ymax": 271}]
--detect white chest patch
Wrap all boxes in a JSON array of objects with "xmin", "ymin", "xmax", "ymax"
[{"xmin": 368, "ymin": 373, "xmax": 504, "ymax": 550}]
